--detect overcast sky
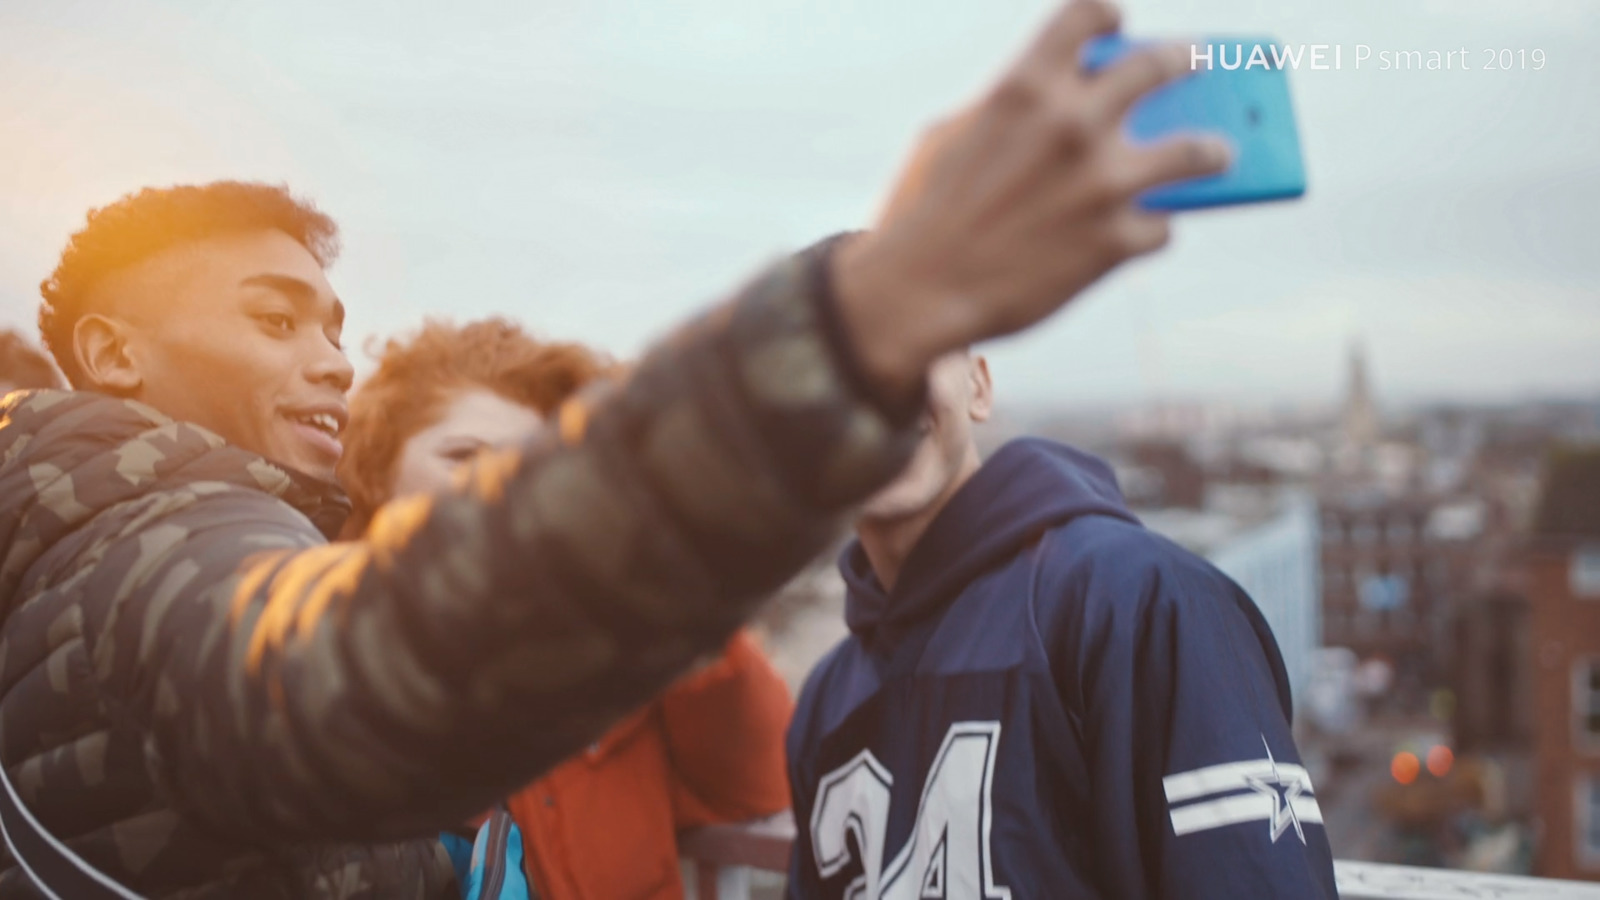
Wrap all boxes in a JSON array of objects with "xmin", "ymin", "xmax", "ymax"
[{"xmin": 1, "ymin": 0, "xmax": 1596, "ymax": 407}]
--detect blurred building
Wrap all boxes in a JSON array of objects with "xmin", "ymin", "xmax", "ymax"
[
  {"xmin": 1308, "ymin": 342, "xmax": 1547, "ymax": 718},
  {"xmin": 1524, "ymin": 445, "xmax": 1600, "ymax": 880},
  {"xmin": 1317, "ymin": 492, "xmax": 1486, "ymax": 706},
  {"xmin": 1452, "ymin": 587, "xmax": 1533, "ymax": 753},
  {"xmin": 1337, "ymin": 341, "xmax": 1381, "ymax": 472}
]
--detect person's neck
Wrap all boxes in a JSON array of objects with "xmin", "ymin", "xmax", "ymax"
[{"xmin": 856, "ymin": 450, "xmax": 982, "ymax": 593}]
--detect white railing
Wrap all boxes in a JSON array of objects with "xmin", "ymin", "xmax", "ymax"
[
  {"xmin": 1336, "ymin": 860, "xmax": 1600, "ymax": 899},
  {"xmin": 680, "ymin": 816, "xmax": 1600, "ymax": 900},
  {"xmin": 680, "ymin": 815, "xmax": 792, "ymax": 900}
]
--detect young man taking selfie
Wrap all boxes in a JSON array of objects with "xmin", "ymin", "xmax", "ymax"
[{"xmin": 0, "ymin": 2, "xmax": 1229, "ymax": 895}]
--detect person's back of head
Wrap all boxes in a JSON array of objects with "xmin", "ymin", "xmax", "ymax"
[
  {"xmin": 0, "ymin": 329, "xmax": 64, "ymax": 394},
  {"xmin": 37, "ymin": 181, "xmax": 353, "ymax": 480},
  {"xmin": 339, "ymin": 317, "xmax": 611, "ymax": 536}
]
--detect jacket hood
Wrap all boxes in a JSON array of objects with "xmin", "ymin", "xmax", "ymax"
[
  {"xmin": 0, "ymin": 389, "xmax": 349, "ymax": 612},
  {"xmin": 839, "ymin": 437, "xmax": 1136, "ymax": 641}
]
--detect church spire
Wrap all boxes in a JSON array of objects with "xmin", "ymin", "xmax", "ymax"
[{"xmin": 1341, "ymin": 339, "xmax": 1379, "ymax": 455}]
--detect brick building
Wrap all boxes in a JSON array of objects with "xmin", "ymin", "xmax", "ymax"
[
  {"xmin": 1452, "ymin": 587, "xmax": 1533, "ymax": 753},
  {"xmin": 1525, "ymin": 446, "xmax": 1600, "ymax": 879},
  {"xmin": 1318, "ymin": 491, "xmax": 1485, "ymax": 705}
]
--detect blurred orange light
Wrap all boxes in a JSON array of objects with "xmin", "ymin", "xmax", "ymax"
[
  {"xmin": 1391, "ymin": 751, "xmax": 1420, "ymax": 784},
  {"xmin": 1427, "ymin": 745, "xmax": 1454, "ymax": 778}
]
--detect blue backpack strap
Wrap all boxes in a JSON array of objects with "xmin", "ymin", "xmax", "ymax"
[
  {"xmin": 498, "ymin": 817, "xmax": 531, "ymax": 900},
  {"xmin": 446, "ymin": 806, "xmax": 536, "ymax": 900}
]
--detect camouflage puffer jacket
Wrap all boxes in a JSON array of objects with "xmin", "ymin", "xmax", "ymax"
[{"xmin": 0, "ymin": 253, "xmax": 920, "ymax": 898}]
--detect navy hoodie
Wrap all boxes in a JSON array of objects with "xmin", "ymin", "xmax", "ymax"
[{"xmin": 786, "ymin": 438, "xmax": 1337, "ymax": 899}]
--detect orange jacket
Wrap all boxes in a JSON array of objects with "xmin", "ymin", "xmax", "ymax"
[{"xmin": 506, "ymin": 631, "xmax": 793, "ymax": 900}]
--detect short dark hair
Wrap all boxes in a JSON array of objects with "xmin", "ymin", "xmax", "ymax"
[
  {"xmin": 0, "ymin": 329, "xmax": 64, "ymax": 391},
  {"xmin": 38, "ymin": 181, "xmax": 340, "ymax": 387}
]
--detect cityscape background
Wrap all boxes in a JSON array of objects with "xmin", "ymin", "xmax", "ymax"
[{"xmin": 1, "ymin": 0, "xmax": 1597, "ymax": 888}]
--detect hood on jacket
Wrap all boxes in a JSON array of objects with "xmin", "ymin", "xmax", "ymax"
[{"xmin": 839, "ymin": 437, "xmax": 1137, "ymax": 641}]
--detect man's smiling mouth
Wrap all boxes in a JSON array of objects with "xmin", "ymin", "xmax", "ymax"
[{"xmin": 287, "ymin": 411, "xmax": 341, "ymax": 439}]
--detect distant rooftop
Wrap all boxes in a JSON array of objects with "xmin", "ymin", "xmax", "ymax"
[{"xmin": 1135, "ymin": 483, "xmax": 1301, "ymax": 556}]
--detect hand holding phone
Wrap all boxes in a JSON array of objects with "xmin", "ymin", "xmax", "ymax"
[{"xmin": 1084, "ymin": 35, "xmax": 1308, "ymax": 211}]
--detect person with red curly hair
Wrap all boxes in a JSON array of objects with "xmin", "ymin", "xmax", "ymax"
[{"xmin": 339, "ymin": 319, "xmax": 794, "ymax": 900}]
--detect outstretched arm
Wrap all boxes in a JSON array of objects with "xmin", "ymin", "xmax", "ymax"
[
  {"xmin": 5, "ymin": 0, "xmax": 1232, "ymax": 846},
  {"xmin": 63, "ymin": 254, "xmax": 918, "ymax": 843}
]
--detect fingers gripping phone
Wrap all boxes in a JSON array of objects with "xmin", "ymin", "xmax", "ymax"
[{"xmin": 1084, "ymin": 36, "xmax": 1308, "ymax": 211}]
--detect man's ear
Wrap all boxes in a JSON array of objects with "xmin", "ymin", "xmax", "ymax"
[
  {"xmin": 73, "ymin": 314, "xmax": 143, "ymax": 395},
  {"xmin": 968, "ymin": 355, "xmax": 993, "ymax": 423}
]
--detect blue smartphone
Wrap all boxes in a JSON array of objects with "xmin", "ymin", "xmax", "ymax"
[{"xmin": 1083, "ymin": 35, "xmax": 1307, "ymax": 211}]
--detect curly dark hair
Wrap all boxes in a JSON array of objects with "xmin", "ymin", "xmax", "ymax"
[
  {"xmin": 38, "ymin": 181, "xmax": 340, "ymax": 387},
  {"xmin": 0, "ymin": 329, "xmax": 64, "ymax": 391}
]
